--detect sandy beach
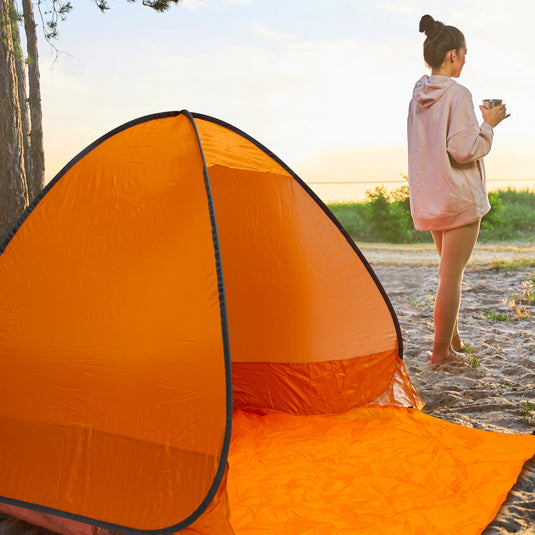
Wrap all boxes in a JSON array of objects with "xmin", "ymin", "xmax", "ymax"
[{"xmin": 361, "ymin": 242, "xmax": 535, "ymax": 534}]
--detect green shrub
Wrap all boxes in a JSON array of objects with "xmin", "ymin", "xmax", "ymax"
[
  {"xmin": 364, "ymin": 186, "xmax": 413, "ymax": 243},
  {"xmin": 497, "ymin": 188, "xmax": 535, "ymax": 229},
  {"xmin": 326, "ymin": 186, "xmax": 535, "ymax": 244},
  {"xmin": 328, "ymin": 202, "xmax": 368, "ymax": 238},
  {"xmin": 498, "ymin": 187, "xmax": 535, "ymax": 208},
  {"xmin": 481, "ymin": 191, "xmax": 504, "ymax": 231}
]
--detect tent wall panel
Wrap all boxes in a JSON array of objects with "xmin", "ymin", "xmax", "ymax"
[
  {"xmin": 0, "ymin": 466, "xmax": 235, "ymax": 535},
  {"xmin": 1, "ymin": 419, "xmax": 219, "ymax": 528},
  {"xmin": 0, "ymin": 113, "xmax": 231, "ymax": 533},
  {"xmin": 206, "ymin": 165, "xmax": 398, "ymax": 364},
  {"xmin": 194, "ymin": 117, "xmax": 408, "ymax": 413},
  {"xmin": 232, "ymin": 350, "xmax": 399, "ymax": 414},
  {"xmin": 194, "ymin": 117, "xmax": 289, "ymax": 177}
]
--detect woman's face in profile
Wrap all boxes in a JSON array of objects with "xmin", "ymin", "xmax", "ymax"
[{"xmin": 451, "ymin": 46, "xmax": 467, "ymax": 78}]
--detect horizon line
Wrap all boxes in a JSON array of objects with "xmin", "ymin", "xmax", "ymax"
[{"xmin": 307, "ymin": 178, "xmax": 535, "ymax": 185}]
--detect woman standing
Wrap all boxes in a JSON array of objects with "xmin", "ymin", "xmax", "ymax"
[{"xmin": 407, "ymin": 14, "xmax": 509, "ymax": 364}]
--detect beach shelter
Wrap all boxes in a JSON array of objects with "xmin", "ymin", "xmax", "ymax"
[{"xmin": 0, "ymin": 111, "xmax": 534, "ymax": 535}]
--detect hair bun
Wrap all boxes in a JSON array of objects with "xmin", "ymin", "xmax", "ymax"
[{"xmin": 419, "ymin": 14, "xmax": 441, "ymax": 37}]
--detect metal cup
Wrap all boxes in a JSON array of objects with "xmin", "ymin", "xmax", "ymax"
[{"xmin": 483, "ymin": 99, "xmax": 503, "ymax": 109}]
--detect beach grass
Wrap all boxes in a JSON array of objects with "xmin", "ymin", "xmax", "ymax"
[
  {"xmin": 482, "ymin": 308, "xmax": 532, "ymax": 322},
  {"xmin": 521, "ymin": 401, "xmax": 535, "ymax": 424},
  {"xmin": 462, "ymin": 343, "xmax": 476, "ymax": 355},
  {"xmin": 489, "ymin": 258, "xmax": 535, "ymax": 270},
  {"xmin": 468, "ymin": 356, "xmax": 480, "ymax": 368},
  {"xmin": 482, "ymin": 309, "xmax": 516, "ymax": 322}
]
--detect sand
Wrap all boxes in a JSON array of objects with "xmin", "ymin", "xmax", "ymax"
[{"xmin": 361, "ymin": 242, "xmax": 535, "ymax": 535}]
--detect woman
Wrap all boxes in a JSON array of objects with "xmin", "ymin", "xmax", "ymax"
[{"xmin": 407, "ymin": 14, "xmax": 509, "ymax": 365}]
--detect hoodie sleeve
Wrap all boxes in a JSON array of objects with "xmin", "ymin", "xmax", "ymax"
[{"xmin": 446, "ymin": 86, "xmax": 493, "ymax": 164}]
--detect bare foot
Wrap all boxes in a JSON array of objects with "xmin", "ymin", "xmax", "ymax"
[{"xmin": 429, "ymin": 348, "xmax": 467, "ymax": 365}]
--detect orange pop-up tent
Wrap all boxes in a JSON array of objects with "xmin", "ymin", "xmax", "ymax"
[{"xmin": 0, "ymin": 111, "xmax": 534, "ymax": 535}]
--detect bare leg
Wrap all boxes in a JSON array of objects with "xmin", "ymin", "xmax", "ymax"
[
  {"xmin": 431, "ymin": 229, "xmax": 462, "ymax": 351},
  {"xmin": 430, "ymin": 220, "xmax": 480, "ymax": 364}
]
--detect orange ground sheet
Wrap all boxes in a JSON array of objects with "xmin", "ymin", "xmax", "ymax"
[{"xmin": 227, "ymin": 406, "xmax": 535, "ymax": 535}]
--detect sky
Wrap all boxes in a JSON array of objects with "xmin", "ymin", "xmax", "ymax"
[{"xmin": 34, "ymin": 0, "xmax": 535, "ymax": 202}]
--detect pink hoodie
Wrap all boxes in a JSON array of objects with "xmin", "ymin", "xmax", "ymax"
[{"xmin": 407, "ymin": 74, "xmax": 493, "ymax": 231}]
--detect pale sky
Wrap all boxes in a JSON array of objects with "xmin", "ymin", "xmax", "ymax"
[{"xmin": 36, "ymin": 0, "xmax": 535, "ymax": 201}]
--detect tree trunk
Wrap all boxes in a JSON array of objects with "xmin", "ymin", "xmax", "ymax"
[
  {"xmin": 0, "ymin": 0, "xmax": 29, "ymax": 246},
  {"xmin": 12, "ymin": 9, "xmax": 33, "ymax": 190},
  {"xmin": 22, "ymin": 0, "xmax": 44, "ymax": 201}
]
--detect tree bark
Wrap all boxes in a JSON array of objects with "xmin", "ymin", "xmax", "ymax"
[
  {"xmin": 12, "ymin": 8, "xmax": 33, "ymax": 190},
  {"xmin": 22, "ymin": 0, "xmax": 44, "ymax": 201},
  {"xmin": 0, "ymin": 0, "xmax": 29, "ymax": 245}
]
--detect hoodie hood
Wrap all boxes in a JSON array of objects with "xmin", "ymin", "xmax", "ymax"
[{"xmin": 412, "ymin": 75, "xmax": 456, "ymax": 109}]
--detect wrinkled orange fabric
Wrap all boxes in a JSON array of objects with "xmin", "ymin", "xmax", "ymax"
[{"xmin": 228, "ymin": 407, "xmax": 535, "ymax": 535}]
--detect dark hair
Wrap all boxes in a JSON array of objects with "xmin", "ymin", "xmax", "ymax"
[{"xmin": 419, "ymin": 14, "xmax": 465, "ymax": 69}]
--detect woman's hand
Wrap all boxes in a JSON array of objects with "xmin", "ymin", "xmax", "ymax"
[{"xmin": 479, "ymin": 104, "xmax": 510, "ymax": 128}]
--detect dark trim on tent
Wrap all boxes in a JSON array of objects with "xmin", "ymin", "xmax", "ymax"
[
  {"xmin": 177, "ymin": 110, "xmax": 234, "ymax": 531},
  {"xmin": 192, "ymin": 112, "xmax": 404, "ymax": 359},
  {"xmin": 0, "ymin": 110, "xmax": 233, "ymax": 535}
]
